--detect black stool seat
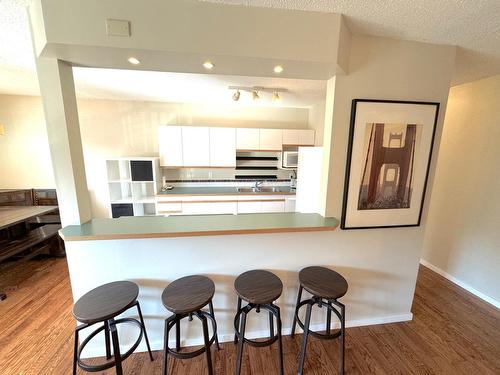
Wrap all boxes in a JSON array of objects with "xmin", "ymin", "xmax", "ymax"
[
  {"xmin": 234, "ymin": 270, "xmax": 283, "ymax": 305},
  {"xmin": 71, "ymin": 280, "xmax": 153, "ymax": 375},
  {"xmin": 162, "ymin": 275, "xmax": 215, "ymax": 314},
  {"xmin": 299, "ymin": 266, "xmax": 348, "ymax": 300},
  {"xmin": 73, "ymin": 281, "xmax": 139, "ymax": 324}
]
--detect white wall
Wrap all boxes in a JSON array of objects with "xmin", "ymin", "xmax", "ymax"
[
  {"xmin": 307, "ymin": 100, "xmax": 326, "ymax": 146},
  {"xmin": 318, "ymin": 35, "xmax": 456, "ymax": 318},
  {"xmin": 0, "ymin": 94, "xmax": 309, "ymax": 216},
  {"xmin": 421, "ymin": 74, "xmax": 500, "ymax": 304},
  {"xmin": 0, "ymin": 95, "xmax": 55, "ymax": 188}
]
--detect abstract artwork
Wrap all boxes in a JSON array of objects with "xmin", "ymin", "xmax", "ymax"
[{"xmin": 341, "ymin": 100, "xmax": 439, "ymax": 229}]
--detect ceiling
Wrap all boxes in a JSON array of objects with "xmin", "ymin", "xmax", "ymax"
[{"xmin": 1, "ymin": 0, "xmax": 499, "ymax": 105}]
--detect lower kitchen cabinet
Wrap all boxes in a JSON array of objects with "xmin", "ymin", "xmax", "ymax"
[
  {"xmin": 261, "ymin": 200, "xmax": 285, "ymax": 213},
  {"xmin": 182, "ymin": 201, "xmax": 237, "ymax": 215}
]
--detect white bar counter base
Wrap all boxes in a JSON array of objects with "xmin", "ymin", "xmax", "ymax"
[{"xmin": 60, "ymin": 213, "xmax": 413, "ymax": 358}]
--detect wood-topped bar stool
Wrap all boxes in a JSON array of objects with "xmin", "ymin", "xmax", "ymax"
[
  {"xmin": 291, "ymin": 266, "xmax": 348, "ymax": 375},
  {"xmin": 72, "ymin": 281, "xmax": 153, "ymax": 375},
  {"xmin": 234, "ymin": 270, "xmax": 284, "ymax": 375},
  {"xmin": 161, "ymin": 275, "xmax": 220, "ymax": 375}
]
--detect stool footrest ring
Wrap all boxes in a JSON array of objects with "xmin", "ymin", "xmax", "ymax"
[
  {"xmin": 165, "ymin": 310, "xmax": 217, "ymax": 360},
  {"xmin": 234, "ymin": 303, "xmax": 280, "ymax": 348},
  {"xmin": 77, "ymin": 318, "xmax": 143, "ymax": 373},
  {"xmin": 294, "ymin": 298, "xmax": 342, "ymax": 340}
]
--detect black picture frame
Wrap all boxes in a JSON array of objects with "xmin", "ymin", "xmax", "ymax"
[{"xmin": 341, "ymin": 99, "xmax": 440, "ymax": 230}]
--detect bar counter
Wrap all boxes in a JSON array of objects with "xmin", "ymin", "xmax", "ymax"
[{"xmin": 59, "ymin": 213, "xmax": 339, "ymax": 241}]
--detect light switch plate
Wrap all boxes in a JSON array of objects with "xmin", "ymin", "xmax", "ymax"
[{"xmin": 106, "ymin": 19, "xmax": 131, "ymax": 37}]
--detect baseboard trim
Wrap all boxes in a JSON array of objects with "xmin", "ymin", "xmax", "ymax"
[
  {"xmin": 420, "ymin": 259, "xmax": 500, "ymax": 309},
  {"xmin": 80, "ymin": 312, "xmax": 413, "ymax": 358}
]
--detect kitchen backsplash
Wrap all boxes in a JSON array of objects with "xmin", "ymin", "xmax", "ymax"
[{"xmin": 162, "ymin": 168, "xmax": 294, "ymax": 181}]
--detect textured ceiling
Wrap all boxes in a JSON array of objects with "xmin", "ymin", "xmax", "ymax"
[
  {"xmin": 1, "ymin": 0, "xmax": 499, "ymax": 104},
  {"xmin": 201, "ymin": 0, "xmax": 500, "ymax": 85}
]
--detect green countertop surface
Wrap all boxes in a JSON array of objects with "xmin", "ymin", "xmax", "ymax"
[
  {"xmin": 157, "ymin": 186, "xmax": 296, "ymax": 195},
  {"xmin": 59, "ymin": 213, "xmax": 339, "ymax": 241}
]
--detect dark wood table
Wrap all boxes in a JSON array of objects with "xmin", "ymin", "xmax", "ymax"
[{"xmin": 0, "ymin": 206, "xmax": 59, "ymax": 300}]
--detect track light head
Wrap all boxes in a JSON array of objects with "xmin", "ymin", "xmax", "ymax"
[
  {"xmin": 272, "ymin": 92, "xmax": 280, "ymax": 101},
  {"xmin": 232, "ymin": 90, "xmax": 241, "ymax": 101},
  {"xmin": 252, "ymin": 90, "xmax": 260, "ymax": 100}
]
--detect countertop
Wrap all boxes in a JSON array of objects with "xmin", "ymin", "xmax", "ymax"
[
  {"xmin": 157, "ymin": 186, "xmax": 296, "ymax": 196},
  {"xmin": 59, "ymin": 213, "xmax": 338, "ymax": 241}
]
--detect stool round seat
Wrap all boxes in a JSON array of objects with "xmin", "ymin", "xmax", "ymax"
[
  {"xmin": 299, "ymin": 266, "xmax": 348, "ymax": 300},
  {"xmin": 73, "ymin": 281, "xmax": 139, "ymax": 324},
  {"xmin": 162, "ymin": 275, "xmax": 215, "ymax": 314},
  {"xmin": 235, "ymin": 270, "xmax": 283, "ymax": 305}
]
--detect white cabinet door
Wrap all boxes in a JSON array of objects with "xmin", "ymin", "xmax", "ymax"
[
  {"xmin": 182, "ymin": 127, "xmax": 210, "ymax": 167},
  {"xmin": 237, "ymin": 201, "xmax": 262, "ymax": 214},
  {"xmin": 283, "ymin": 129, "xmax": 315, "ymax": 145},
  {"xmin": 210, "ymin": 127, "xmax": 236, "ymax": 167},
  {"xmin": 260, "ymin": 129, "xmax": 283, "ymax": 151},
  {"xmin": 298, "ymin": 129, "xmax": 315, "ymax": 145},
  {"xmin": 261, "ymin": 200, "xmax": 285, "ymax": 213},
  {"xmin": 236, "ymin": 128, "xmax": 260, "ymax": 150},
  {"xmin": 159, "ymin": 126, "xmax": 183, "ymax": 167},
  {"xmin": 282, "ymin": 129, "xmax": 299, "ymax": 145},
  {"xmin": 182, "ymin": 202, "xmax": 237, "ymax": 215},
  {"xmin": 285, "ymin": 197, "xmax": 296, "ymax": 212}
]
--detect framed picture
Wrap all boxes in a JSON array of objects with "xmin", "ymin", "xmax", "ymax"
[{"xmin": 341, "ymin": 99, "xmax": 440, "ymax": 229}]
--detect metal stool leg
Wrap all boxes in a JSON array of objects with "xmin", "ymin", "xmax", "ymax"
[
  {"xmin": 104, "ymin": 320, "xmax": 112, "ymax": 359},
  {"xmin": 72, "ymin": 329, "xmax": 79, "ymax": 375},
  {"xmin": 326, "ymin": 299, "xmax": 332, "ymax": 335},
  {"xmin": 163, "ymin": 316, "xmax": 175, "ymax": 375},
  {"xmin": 175, "ymin": 318, "xmax": 181, "ymax": 352},
  {"xmin": 235, "ymin": 310, "xmax": 247, "ymax": 375},
  {"xmin": 201, "ymin": 314, "xmax": 214, "ymax": 375},
  {"xmin": 136, "ymin": 302, "xmax": 154, "ymax": 361},
  {"xmin": 291, "ymin": 285, "xmax": 303, "ymax": 336},
  {"xmin": 208, "ymin": 300, "xmax": 220, "ymax": 350},
  {"xmin": 275, "ymin": 305, "xmax": 284, "ymax": 375},
  {"xmin": 269, "ymin": 310, "xmax": 274, "ymax": 340},
  {"xmin": 297, "ymin": 301, "xmax": 312, "ymax": 375},
  {"xmin": 234, "ymin": 297, "xmax": 242, "ymax": 344},
  {"xmin": 340, "ymin": 302, "xmax": 345, "ymax": 375},
  {"xmin": 109, "ymin": 319, "xmax": 123, "ymax": 375}
]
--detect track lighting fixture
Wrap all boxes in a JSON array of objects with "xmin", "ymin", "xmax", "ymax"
[{"xmin": 228, "ymin": 86, "xmax": 287, "ymax": 102}]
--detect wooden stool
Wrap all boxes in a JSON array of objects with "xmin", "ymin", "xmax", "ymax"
[
  {"xmin": 161, "ymin": 275, "xmax": 220, "ymax": 375},
  {"xmin": 291, "ymin": 266, "xmax": 348, "ymax": 375},
  {"xmin": 72, "ymin": 281, "xmax": 153, "ymax": 375},
  {"xmin": 233, "ymin": 270, "xmax": 284, "ymax": 375}
]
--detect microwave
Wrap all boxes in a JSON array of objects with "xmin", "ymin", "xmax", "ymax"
[{"xmin": 282, "ymin": 151, "xmax": 299, "ymax": 168}]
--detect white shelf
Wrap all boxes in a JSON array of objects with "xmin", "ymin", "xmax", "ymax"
[{"xmin": 110, "ymin": 198, "xmax": 133, "ymax": 204}]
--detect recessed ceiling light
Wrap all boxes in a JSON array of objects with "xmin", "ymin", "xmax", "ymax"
[
  {"xmin": 127, "ymin": 57, "xmax": 141, "ymax": 65},
  {"xmin": 274, "ymin": 65, "xmax": 284, "ymax": 74},
  {"xmin": 203, "ymin": 61, "xmax": 215, "ymax": 70}
]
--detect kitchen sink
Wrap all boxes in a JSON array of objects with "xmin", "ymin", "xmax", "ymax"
[{"xmin": 236, "ymin": 187, "xmax": 284, "ymax": 193}]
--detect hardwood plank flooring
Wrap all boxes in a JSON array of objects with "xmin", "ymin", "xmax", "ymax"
[{"xmin": 0, "ymin": 257, "xmax": 498, "ymax": 374}]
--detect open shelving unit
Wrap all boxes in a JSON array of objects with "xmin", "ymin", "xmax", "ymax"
[{"xmin": 106, "ymin": 158, "xmax": 160, "ymax": 218}]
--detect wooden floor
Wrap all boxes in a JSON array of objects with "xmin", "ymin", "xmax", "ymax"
[{"xmin": 0, "ymin": 256, "xmax": 499, "ymax": 375}]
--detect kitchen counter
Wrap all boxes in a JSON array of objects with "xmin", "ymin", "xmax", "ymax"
[
  {"xmin": 157, "ymin": 186, "xmax": 296, "ymax": 196},
  {"xmin": 59, "ymin": 212, "xmax": 338, "ymax": 241}
]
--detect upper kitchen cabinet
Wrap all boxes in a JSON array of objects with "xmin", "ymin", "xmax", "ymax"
[
  {"xmin": 210, "ymin": 127, "xmax": 236, "ymax": 167},
  {"xmin": 259, "ymin": 129, "xmax": 283, "ymax": 151},
  {"xmin": 236, "ymin": 128, "xmax": 260, "ymax": 150},
  {"xmin": 159, "ymin": 126, "xmax": 183, "ymax": 167},
  {"xmin": 182, "ymin": 126, "xmax": 210, "ymax": 167},
  {"xmin": 282, "ymin": 129, "xmax": 315, "ymax": 146}
]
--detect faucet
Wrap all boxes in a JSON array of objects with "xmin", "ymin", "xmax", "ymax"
[{"xmin": 254, "ymin": 180, "xmax": 264, "ymax": 190}]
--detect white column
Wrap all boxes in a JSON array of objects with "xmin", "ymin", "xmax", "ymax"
[{"xmin": 34, "ymin": 58, "xmax": 91, "ymax": 225}]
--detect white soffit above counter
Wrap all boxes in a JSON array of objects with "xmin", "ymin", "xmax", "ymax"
[{"xmin": 29, "ymin": 0, "xmax": 350, "ymax": 80}]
